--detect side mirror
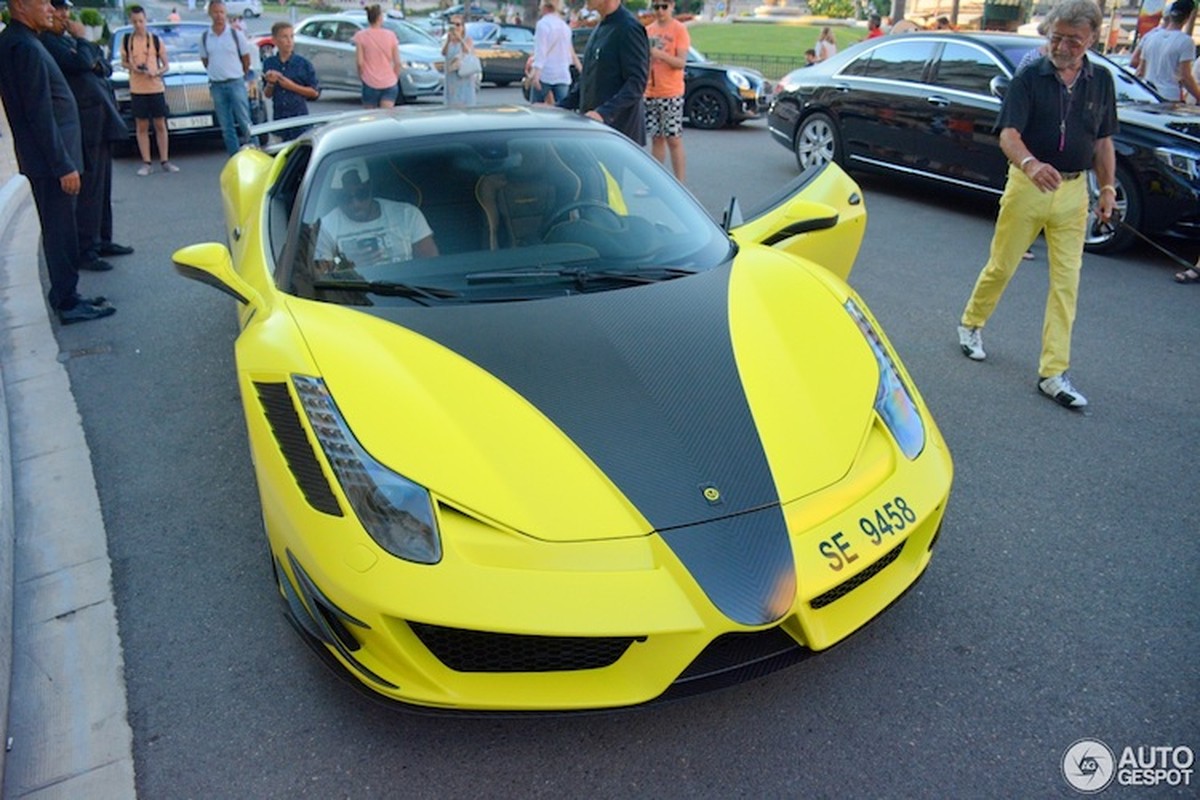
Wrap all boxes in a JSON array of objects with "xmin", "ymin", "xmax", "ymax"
[
  {"xmin": 172, "ymin": 242, "xmax": 264, "ymax": 309},
  {"xmin": 989, "ymin": 75, "xmax": 1010, "ymax": 99}
]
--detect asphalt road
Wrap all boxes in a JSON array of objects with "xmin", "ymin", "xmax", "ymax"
[{"xmin": 50, "ymin": 86, "xmax": 1198, "ymax": 798}]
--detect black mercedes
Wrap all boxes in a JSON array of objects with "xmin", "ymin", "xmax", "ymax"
[{"xmin": 767, "ymin": 31, "xmax": 1200, "ymax": 254}]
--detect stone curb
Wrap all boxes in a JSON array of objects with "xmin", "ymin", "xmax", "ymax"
[{"xmin": 0, "ymin": 112, "xmax": 136, "ymax": 797}]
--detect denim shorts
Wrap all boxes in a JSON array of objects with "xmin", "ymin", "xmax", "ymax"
[{"xmin": 362, "ymin": 82, "xmax": 400, "ymax": 106}]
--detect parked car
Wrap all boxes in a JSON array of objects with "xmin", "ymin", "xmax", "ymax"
[
  {"xmin": 292, "ymin": 12, "xmax": 444, "ymax": 102},
  {"xmin": 767, "ymin": 31, "xmax": 1200, "ymax": 254},
  {"xmin": 205, "ymin": 0, "xmax": 261, "ymax": 18},
  {"xmin": 171, "ymin": 104, "xmax": 952, "ymax": 711},
  {"xmin": 465, "ymin": 21, "xmax": 534, "ymax": 87},
  {"xmin": 570, "ymin": 27, "xmax": 769, "ymax": 130},
  {"xmin": 429, "ymin": 4, "xmax": 492, "ymax": 22},
  {"xmin": 108, "ymin": 22, "xmax": 267, "ymax": 146}
]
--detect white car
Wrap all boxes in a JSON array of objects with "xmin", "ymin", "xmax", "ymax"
[{"xmin": 207, "ymin": 0, "xmax": 262, "ymax": 18}]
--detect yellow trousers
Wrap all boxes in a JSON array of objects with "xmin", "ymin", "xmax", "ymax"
[{"xmin": 961, "ymin": 164, "xmax": 1088, "ymax": 378}]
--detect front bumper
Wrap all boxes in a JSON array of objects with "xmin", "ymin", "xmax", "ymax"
[{"xmin": 253, "ymin": 376, "xmax": 953, "ymax": 711}]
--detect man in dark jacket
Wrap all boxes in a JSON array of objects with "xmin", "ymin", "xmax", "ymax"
[
  {"xmin": 42, "ymin": 0, "xmax": 134, "ymax": 272},
  {"xmin": 0, "ymin": 0, "xmax": 115, "ymax": 324},
  {"xmin": 559, "ymin": 0, "xmax": 648, "ymax": 144}
]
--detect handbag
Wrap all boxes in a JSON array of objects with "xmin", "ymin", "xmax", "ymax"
[{"xmin": 457, "ymin": 53, "xmax": 482, "ymax": 78}]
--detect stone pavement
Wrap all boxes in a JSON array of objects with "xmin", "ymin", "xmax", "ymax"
[{"xmin": 0, "ymin": 111, "xmax": 137, "ymax": 796}]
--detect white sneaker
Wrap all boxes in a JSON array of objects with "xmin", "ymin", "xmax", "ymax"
[
  {"xmin": 137, "ymin": 163, "xmax": 152, "ymax": 176},
  {"xmin": 1038, "ymin": 373, "xmax": 1088, "ymax": 408},
  {"xmin": 957, "ymin": 325, "xmax": 985, "ymax": 360},
  {"xmin": 161, "ymin": 161, "xmax": 180, "ymax": 173}
]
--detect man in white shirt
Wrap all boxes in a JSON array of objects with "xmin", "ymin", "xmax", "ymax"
[
  {"xmin": 528, "ymin": 0, "xmax": 579, "ymax": 105},
  {"xmin": 315, "ymin": 166, "xmax": 438, "ymax": 271},
  {"xmin": 1131, "ymin": 0, "xmax": 1200, "ymax": 102},
  {"xmin": 199, "ymin": 0, "xmax": 253, "ymax": 155}
]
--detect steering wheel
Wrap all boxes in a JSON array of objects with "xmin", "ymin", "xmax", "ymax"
[{"xmin": 541, "ymin": 201, "xmax": 625, "ymax": 239}]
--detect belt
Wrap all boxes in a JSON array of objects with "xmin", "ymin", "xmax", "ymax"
[
  {"xmin": 210, "ymin": 77, "xmax": 243, "ymax": 84},
  {"xmin": 1060, "ymin": 171, "xmax": 1085, "ymax": 180}
]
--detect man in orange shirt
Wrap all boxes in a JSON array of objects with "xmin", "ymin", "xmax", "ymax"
[{"xmin": 644, "ymin": 0, "xmax": 688, "ymax": 180}]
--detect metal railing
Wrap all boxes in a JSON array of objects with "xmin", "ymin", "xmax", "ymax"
[{"xmin": 701, "ymin": 52, "xmax": 808, "ymax": 80}]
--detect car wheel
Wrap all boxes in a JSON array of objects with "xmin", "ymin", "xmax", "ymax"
[
  {"xmin": 793, "ymin": 112, "xmax": 841, "ymax": 171},
  {"xmin": 685, "ymin": 87, "xmax": 729, "ymax": 130},
  {"xmin": 1083, "ymin": 162, "xmax": 1138, "ymax": 255}
]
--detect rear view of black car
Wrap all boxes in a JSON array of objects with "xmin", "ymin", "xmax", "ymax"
[
  {"xmin": 571, "ymin": 27, "xmax": 770, "ymax": 129},
  {"xmin": 767, "ymin": 31, "xmax": 1200, "ymax": 254}
]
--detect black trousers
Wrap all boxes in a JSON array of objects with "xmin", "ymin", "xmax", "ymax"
[
  {"xmin": 27, "ymin": 174, "xmax": 81, "ymax": 311},
  {"xmin": 76, "ymin": 103, "xmax": 114, "ymax": 260}
]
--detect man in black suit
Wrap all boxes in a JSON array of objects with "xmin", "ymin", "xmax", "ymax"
[
  {"xmin": 41, "ymin": 0, "xmax": 135, "ymax": 272},
  {"xmin": 0, "ymin": 0, "xmax": 114, "ymax": 323},
  {"xmin": 559, "ymin": 0, "xmax": 648, "ymax": 144}
]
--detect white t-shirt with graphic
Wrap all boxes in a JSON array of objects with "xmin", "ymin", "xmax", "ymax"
[{"xmin": 315, "ymin": 199, "xmax": 433, "ymax": 267}]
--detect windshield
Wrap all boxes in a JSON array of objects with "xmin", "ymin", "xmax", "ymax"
[
  {"xmin": 110, "ymin": 25, "xmax": 208, "ymax": 65},
  {"xmin": 997, "ymin": 43, "xmax": 1162, "ymax": 103},
  {"xmin": 288, "ymin": 129, "xmax": 732, "ymax": 306},
  {"xmin": 383, "ymin": 19, "xmax": 440, "ymax": 47}
]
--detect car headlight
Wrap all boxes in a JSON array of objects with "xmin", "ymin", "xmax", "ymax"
[
  {"xmin": 293, "ymin": 375, "xmax": 442, "ymax": 564},
  {"xmin": 844, "ymin": 300, "xmax": 925, "ymax": 460},
  {"xmin": 726, "ymin": 70, "xmax": 750, "ymax": 91},
  {"xmin": 1154, "ymin": 146, "xmax": 1199, "ymax": 182},
  {"xmin": 404, "ymin": 60, "xmax": 435, "ymax": 71}
]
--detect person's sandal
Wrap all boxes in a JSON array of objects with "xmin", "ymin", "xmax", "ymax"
[{"xmin": 1174, "ymin": 267, "xmax": 1200, "ymax": 284}]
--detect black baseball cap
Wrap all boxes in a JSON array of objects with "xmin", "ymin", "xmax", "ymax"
[{"xmin": 50, "ymin": 0, "xmax": 74, "ymax": 8}]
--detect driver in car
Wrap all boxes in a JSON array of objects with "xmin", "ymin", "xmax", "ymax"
[{"xmin": 315, "ymin": 165, "xmax": 439, "ymax": 272}]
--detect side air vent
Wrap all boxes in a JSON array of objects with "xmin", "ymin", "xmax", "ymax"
[{"xmin": 254, "ymin": 381, "xmax": 343, "ymax": 516}]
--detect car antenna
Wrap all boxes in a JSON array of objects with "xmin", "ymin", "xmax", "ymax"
[{"xmin": 722, "ymin": 197, "xmax": 743, "ymax": 231}]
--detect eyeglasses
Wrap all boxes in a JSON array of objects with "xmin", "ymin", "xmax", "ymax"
[{"xmin": 1048, "ymin": 33, "xmax": 1087, "ymax": 50}]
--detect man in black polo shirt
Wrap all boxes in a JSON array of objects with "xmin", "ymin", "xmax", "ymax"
[
  {"xmin": 559, "ymin": 0, "xmax": 648, "ymax": 144},
  {"xmin": 957, "ymin": 0, "xmax": 1116, "ymax": 410}
]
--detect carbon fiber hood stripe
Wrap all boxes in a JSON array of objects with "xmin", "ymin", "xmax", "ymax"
[{"xmin": 373, "ymin": 266, "xmax": 794, "ymax": 625}]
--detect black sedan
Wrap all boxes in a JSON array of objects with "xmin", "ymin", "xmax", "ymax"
[
  {"xmin": 571, "ymin": 27, "xmax": 770, "ymax": 130},
  {"xmin": 767, "ymin": 31, "xmax": 1200, "ymax": 253},
  {"xmin": 466, "ymin": 21, "xmax": 535, "ymax": 87}
]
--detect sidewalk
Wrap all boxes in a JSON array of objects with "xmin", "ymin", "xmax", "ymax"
[{"xmin": 0, "ymin": 114, "xmax": 136, "ymax": 796}]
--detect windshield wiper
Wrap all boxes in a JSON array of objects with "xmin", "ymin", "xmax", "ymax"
[
  {"xmin": 311, "ymin": 279, "xmax": 459, "ymax": 305},
  {"xmin": 466, "ymin": 266, "xmax": 696, "ymax": 286}
]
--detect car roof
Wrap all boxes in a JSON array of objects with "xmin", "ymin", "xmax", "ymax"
[{"xmin": 306, "ymin": 104, "xmax": 614, "ymax": 157}]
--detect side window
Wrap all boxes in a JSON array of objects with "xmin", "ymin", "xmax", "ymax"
[
  {"xmin": 934, "ymin": 43, "xmax": 1004, "ymax": 95},
  {"xmin": 505, "ymin": 27, "xmax": 534, "ymax": 46},
  {"xmin": 270, "ymin": 145, "xmax": 313, "ymax": 287},
  {"xmin": 861, "ymin": 41, "xmax": 938, "ymax": 83},
  {"xmin": 335, "ymin": 23, "xmax": 359, "ymax": 43}
]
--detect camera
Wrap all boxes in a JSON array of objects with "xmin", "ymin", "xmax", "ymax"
[{"xmin": 136, "ymin": 64, "xmax": 149, "ymax": 73}]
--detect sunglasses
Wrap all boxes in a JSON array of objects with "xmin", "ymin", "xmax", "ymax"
[
  {"xmin": 652, "ymin": 3, "xmax": 670, "ymax": 8},
  {"xmin": 347, "ymin": 186, "xmax": 372, "ymax": 201}
]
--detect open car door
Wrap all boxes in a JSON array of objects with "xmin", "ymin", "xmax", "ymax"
[{"xmin": 729, "ymin": 163, "xmax": 866, "ymax": 283}]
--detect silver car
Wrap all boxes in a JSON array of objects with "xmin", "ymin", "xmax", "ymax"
[{"xmin": 293, "ymin": 12, "xmax": 444, "ymax": 102}]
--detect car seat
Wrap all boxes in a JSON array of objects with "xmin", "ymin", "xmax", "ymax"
[{"xmin": 475, "ymin": 141, "xmax": 582, "ymax": 249}]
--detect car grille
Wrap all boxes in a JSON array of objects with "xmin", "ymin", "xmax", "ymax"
[
  {"xmin": 1166, "ymin": 121, "xmax": 1200, "ymax": 140},
  {"xmin": 661, "ymin": 628, "xmax": 811, "ymax": 701},
  {"xmin": 408, "ymin": 622, "xmax": 641, "ymax": 672},
  {"xmin": 254, "ymin": 381, "xmax": 344, "ymax": 517},
  {"xmin": 164, "ymin": 80, "xmax": 215, "ymax": 114},
  {"xmin": 809, "ymin": 540, "xmax": 905, "ymax": 609}
]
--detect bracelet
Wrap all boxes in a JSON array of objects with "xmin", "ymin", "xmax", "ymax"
[
  {"xmin": 1099, "ymin": 185, "xmax": 1117, "ymax": 195},
  {"xmin": 1019, "ymin": 155, "xmax": 1036, "ymax": 169}
]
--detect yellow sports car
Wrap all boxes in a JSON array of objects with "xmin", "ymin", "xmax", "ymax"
[{"xmin": 174, "ymin": 106, "xmax": 952, "ymax": 711}]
